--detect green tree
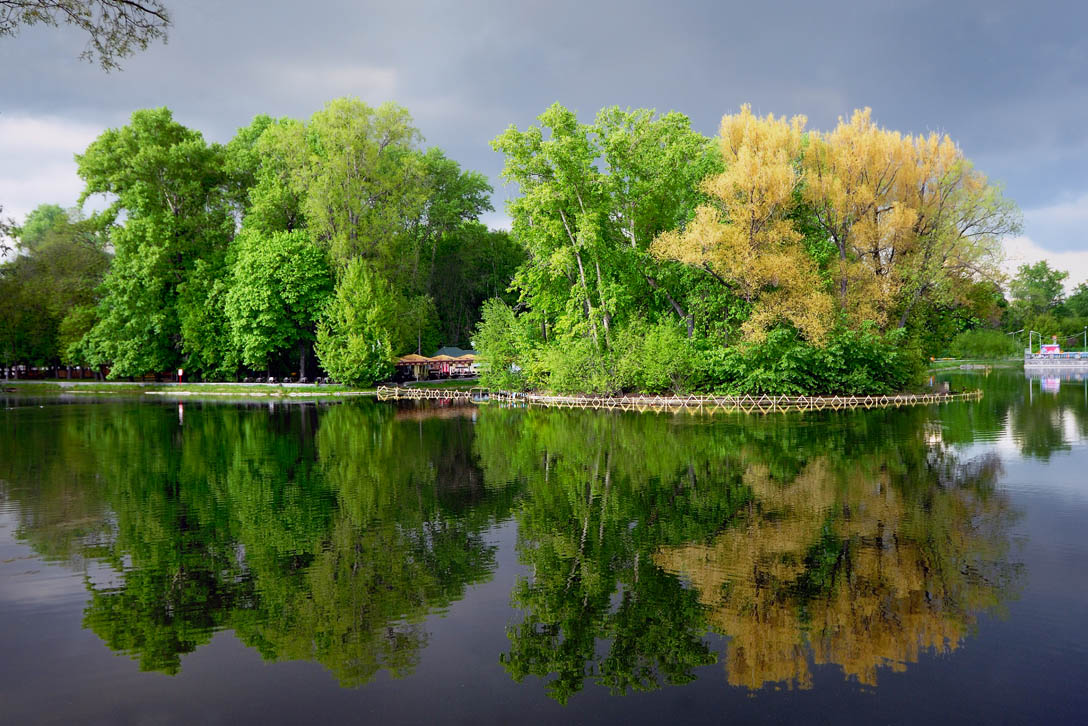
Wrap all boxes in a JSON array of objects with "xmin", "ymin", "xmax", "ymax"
[
  {"xmin": 302, "ymin": 98, "xmax": 427, "ymax": 271},
  {"xmin": 315, "ymin": 259, "xmax": 396, "ymax": 385},
  {"xmin": 76, "ymin": 107, "xmax": 233, "ymax": 377},
  {"xmin": 13, "ymin": 203, "xmax": 69, "ymax": 251},
  {"xmin": 225, "ymin": 229, "xmax": 332, "ymax": 378},
  {"xmin": 1009, "ymin": 261, "xmax": 1068, "ymax": 320},
  {"xmin": 1066, "ymin": 282, "xmax": 1088, "ymax": 318},
  {"xmin": 0, "ymin": 208, "xmax": 109, "ymax": 372},
  {"xmin": 492, "ymin": 103, "xmax": 718, "ymax": 360}
]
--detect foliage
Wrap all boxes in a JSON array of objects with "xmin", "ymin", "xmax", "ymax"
[
  {"xmin": 225, "ymin": 229, "xmax": 332, "ymax": 374},
  {"xmin": 1067, "ymin": 283, "xmax": 1088, "ymax": 318},
  {"xmin": 0, "ymin": 209, "xmax": 109, "ymax": 370},
  {"xmin": 473, "ymin": 298, "xmax": 528, "ymax": 390},
  {"xmin": 13, "ymin": 203, "xmax": 70, "ymax": 250},
  {"xmin": 1009, "ymin": 260, "xmax": 1068, "ymax": 322},
  {"xmin": 946, "ymin": 329, "xmax": 1019, "ymax": 359},
  {"xmin": 612, "ymin": 318, "xmax": 710, "ymax": 393},
  {"xmin": 492, "ymin": 103, "xmax": 719, "ymax": 351},
  {"xmin": 314, "ymin": 260, "xmax": 395, "ymax": 385},
  {"xmin": 76, "ymin": 107, "xmax": 233, "ymax": 377},
  {"xmin": 0, "ymin": 0, "xmax": 170, "ymax": 70},
  {"xmin": 720, "ymin": 325, "xmax": 919, "ymax": 395},
  {"xmin": 652, "ymin": 105, "xmax": 834, "ymax": 343}
]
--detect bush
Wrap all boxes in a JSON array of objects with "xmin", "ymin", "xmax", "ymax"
[
  {"xmin": 531, "ymin": 338, "xmax": 618, "ymax": 394},
  {"xmin": 946, "ymin": 329, "xmax": 1019, "ymax": 358},
  {"xmin": 613, "ymin": 319, "xmax": 710, "ymax": 393},
  {"xmin": 474, "ymin": 299, "xmax": 529, "ymax": 390},
  {"xmin": 721, "ymin": 325, "xmax": 919, "ymax": 395}
]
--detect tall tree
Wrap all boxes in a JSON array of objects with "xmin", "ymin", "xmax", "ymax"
[
  {"xmin": 492, "ymin": 103, "xmax": 716, "ymax": 349},
  {"xmin": 76, "ymin": 107, "xmax": 233, "ymax": 377},
  {"xmin": 224, "ymin": 229, "xmax": 332, "ymax": 378},
  {"xmin": 651, "ymin": 105, "xmax": 835, "ymax": 343},
  {"xmin": 302, "ymin": 98, "xmax": 427, "ymax": 272},
  {"xmin": 1009, "ymin": 260, "xmax": 1068, "ymax": 317}
]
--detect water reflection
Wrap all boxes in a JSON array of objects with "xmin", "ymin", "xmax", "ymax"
[
  {"xmin": 1, "ymin": 400, "xmax": 518, "ymax": 683},
  {"xmin": 478, "ymin": 407, "xmax": 1022, "ymax": 699},
  {"xmin": 0, "ymin": 377, "xmax": 1053, "ymax": 701}
]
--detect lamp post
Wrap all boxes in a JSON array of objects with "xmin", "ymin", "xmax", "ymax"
[
  {"xmin": 1007, "ymin": 328, "xmax": 1024, "ymax": 357},
  {"xmin": 1028, "ymin": 330, "xmax": 1039, "ymax": 355}
]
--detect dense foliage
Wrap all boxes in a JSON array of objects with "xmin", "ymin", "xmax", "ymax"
[
  {"xmin": 6, "ymin": 98, "xmax": 1080, "ymax": 392},
  {"xmin": 478, "ymin": 103, "xmax": 1022, "ymax": 393},
  {"xmin": 1, "ymin": 99, "xmax": 518, "ymax": 385}
]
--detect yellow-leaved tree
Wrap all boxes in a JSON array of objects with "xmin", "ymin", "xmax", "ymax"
[
  {"xmin": 653, "ymin": 105, "xmax": 1019, "ymax": 343},
  {"xmin": 650, "ymin": 105, "xmax": 835, "ymax": 343}
]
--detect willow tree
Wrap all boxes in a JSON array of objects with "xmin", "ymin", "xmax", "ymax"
[
  {"xmin": 802, "ymin": 109, "xmax": 1018, "ymax": 328},
  {"xmin": 654, "ymin": 105, "xmax": 1018, "ymax": 342},
  {"xmin": 651, "ymin": 105, "xmax": 835, "ymax": 343}
]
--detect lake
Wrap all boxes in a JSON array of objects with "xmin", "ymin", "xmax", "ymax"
[{"xmin": 1, "ymin": 368, "xmax": 1086, "ymax": 725}]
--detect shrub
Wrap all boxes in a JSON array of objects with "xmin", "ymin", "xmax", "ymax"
[
  {"xmin": 474, "ymin": 299, "xmax": 529, "ymax": 390},
  {"xmin": 721, "ymin": 325, "xmax": 919, "ymax": 395},
  {"xmin": 946, "ymin": 329, "xmax": 1019, "ymax": 359}
]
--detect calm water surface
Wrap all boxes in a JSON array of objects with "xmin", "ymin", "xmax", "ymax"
[{"xmin": 1, "ymin": 369, "xmax": 1086, "ymax": 724}]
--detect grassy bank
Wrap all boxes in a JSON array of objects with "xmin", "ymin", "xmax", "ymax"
[
  {"xmin": 2, "ymin": 378, "xmax": 479, "ymax": 398},
  {"xmin": 927, "ymin": 358, "xmax": 1023, "ymax": 371}
]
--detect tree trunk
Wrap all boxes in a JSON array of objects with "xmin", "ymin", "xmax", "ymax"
[
  {"xmin": 299, "ymin": 341, "xmax": 307, "ymax": 380},
  {"xmin": 572, "ymin": 247, "xmax": 600, "ymax": 349},
  {"xmin": 645, "ymin": 275, "xmax": 694, "ymax": 338}
]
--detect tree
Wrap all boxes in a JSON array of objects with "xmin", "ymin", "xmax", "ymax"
[
  {"xmin": 314, "ymin": 259, "xmax": 396, "ymax": 386},
  {"xmin": 0, "ymin": 207, "xmax": 109, "ymax": 372},
  {"xmin": 651, "ymin": 105, "xmax": 835, "ymax": 343},
  {"xmin": 76, "ymin": 107, "xmax": 233, "ymax": 377},
  {"xmin": 225, "ymin": 229, "xmax": 332, "ymax": 378},
  {"xmin": 1009, "ymin": 260, "xmax": 1068, "ymax": 318},
  {"xmin": 492, "ymin": 103, "xmax": 717, "ymax": 350},
  {"xmin": 0, "ymin": 0, "xmax": 170, "ymax": 70},
  {"xmin": 1067, "ymin": 282, "xmax": 1088, "ymax": 318},
  {"xmin": 13, "ymin": 203, "xmax": 69, "ymax": 251},
  {"xmin": 301, "ymin": 98, "xmax": 427, "ymax": 271}
]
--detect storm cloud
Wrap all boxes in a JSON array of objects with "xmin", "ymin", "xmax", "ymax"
[{"xmin": 3, "ymin": 0, "xmax": 1087, "ymax": 277}]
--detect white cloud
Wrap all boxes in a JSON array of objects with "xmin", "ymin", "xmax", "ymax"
[
  {"xmin": 1004, "ymin": 235, "xmax": 1088, "ymax": 289},
  {"xmin": 0, "ymin": 114, "xmax": 101, "ymax": 226},
  {"xmin": 1022, "ymin": 193, "xmax": 1088, "ymax": 254}
]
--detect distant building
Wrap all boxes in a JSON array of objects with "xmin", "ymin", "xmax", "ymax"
[{"xmin": 394, "ymin": 346, "xmax": 479, "ymax": 381}]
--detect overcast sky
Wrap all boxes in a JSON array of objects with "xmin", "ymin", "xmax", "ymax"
[{"xmin": 2, "ymin": 0, "xmax": 1087, "ymax": 283}]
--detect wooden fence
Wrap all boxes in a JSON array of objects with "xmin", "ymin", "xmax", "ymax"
[{"xmin": 376, "ymin": 386, "xmax": 983, "ymax": 414}]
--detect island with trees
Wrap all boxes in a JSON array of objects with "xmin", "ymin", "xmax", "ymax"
[{"xmin": 3, "ymin": 98, "xmax": 1086, "ymax": 395}]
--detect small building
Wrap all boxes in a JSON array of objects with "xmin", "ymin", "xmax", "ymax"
[
  {"xmin": 393, "ymin": 347, "xmax": 481, "ymax": 381},
  {"xmin": 395, "ymin": 354, "xmax": 431, "ymax": 380}
]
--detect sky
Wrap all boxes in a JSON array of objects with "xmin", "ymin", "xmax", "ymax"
[{"xmin": 2, "ymin": 0, "xmax": 1087, "ymax": 285}]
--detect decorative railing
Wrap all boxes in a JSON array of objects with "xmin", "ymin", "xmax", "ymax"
[
  {"xmin": 376, "ymin": 386, "xmax": 983, "ymax": 414},
  {"xmin": 1025, "ymin": 352, "xmax": 1088, "ymax": 364}
]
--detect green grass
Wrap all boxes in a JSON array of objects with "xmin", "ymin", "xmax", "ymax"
[{"xmin": 2, "ymin": 381, "xmax": 371, "ymax": 397}]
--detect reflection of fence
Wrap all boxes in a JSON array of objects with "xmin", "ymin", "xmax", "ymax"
[{"xmin": 376, "ymin": 386, "xmax": 983, "ymax": 414}]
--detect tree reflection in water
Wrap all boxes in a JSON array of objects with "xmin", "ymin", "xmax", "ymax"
[
  {"xmin": 478, "ymin": 406, "xmax": 1022, "ymax": 700},
  {"xmin": 0, "ymin": 386, "xmax": 1031, "ymax": 700}
]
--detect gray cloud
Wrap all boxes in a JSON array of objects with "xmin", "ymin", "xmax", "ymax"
[{"xmin": 2, "ymin": 0, "xmax": 1087, "ymax": 258}]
